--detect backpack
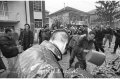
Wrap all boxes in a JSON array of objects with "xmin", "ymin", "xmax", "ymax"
[{"xmin": 0, "ymin": 35, "xmax": 19, "ymax": 58}]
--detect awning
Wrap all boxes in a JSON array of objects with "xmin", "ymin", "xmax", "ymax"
[
  {"xmin": 0, "ymin": 20, "xmax": 20, "ymax": 26},
  {"xmin": 0, "ymin": 20, "xmax": 20, "ymax": 23}
]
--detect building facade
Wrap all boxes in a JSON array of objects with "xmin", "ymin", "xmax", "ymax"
[
  {"xmin": 88, "ymin": 9, "xmax": 100, "ymax": 27},
  {"xmin": 0, "ymin": 1, "xmax": 47, "ymax": 34},
  {"xmin": 49, "ymin": 6, "xmax": 89, "ymax": 29}
]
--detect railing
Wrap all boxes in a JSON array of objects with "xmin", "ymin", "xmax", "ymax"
[{"xmin": 0, "ymin": 10, "xmax": 20, "ymax": 21}]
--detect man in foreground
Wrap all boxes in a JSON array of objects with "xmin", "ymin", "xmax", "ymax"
[{"xmin": 8, "ymin": 29, "xmax": 69, "ymax": 78}]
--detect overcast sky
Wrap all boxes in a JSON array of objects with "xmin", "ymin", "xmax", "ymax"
[{"xmin": 45, "ymin": 0, "xmax": 98, "ymax": 14}]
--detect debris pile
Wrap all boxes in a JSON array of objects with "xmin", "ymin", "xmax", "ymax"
[{"xmin": 93, "ymin": 55, "xmax": 120, "ymax": 78}]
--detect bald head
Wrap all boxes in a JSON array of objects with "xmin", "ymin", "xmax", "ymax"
[
  {"xmin": 49, "ymin": 30, "xmax": 69, "ymax": 54},
  {"xmin": 50, "ymin": 30, "xmax": 69, "ymax": 43}
]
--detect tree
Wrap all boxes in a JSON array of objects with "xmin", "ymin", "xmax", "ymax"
[{"xmin": 96, "ymin": 1, "xmax": 120, "ymax": 27}]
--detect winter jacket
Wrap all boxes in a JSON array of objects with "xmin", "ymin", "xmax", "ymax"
[
  {"xmin": 68, "ymin": 34, "xmax": 86, "ymax": 48},
  {"xmin": 19, "ymin": 29, "xmax": 34, "ymax": 50},
  {"xmin": 74, "ymin": 36, "xmax": 94, "ymax": 60},
  {"xmin": 94, "ymin": 29, "xmax": 106, "ymax": 42},
  {"xmin": 8, "ymin": 40, "xmax": 64, "ymax": 78},
  {"xmin": 114, "ymin": 29, "xmax": 120, "ymax": 41},
  {"xmin": 0, "ymin": 34, "xmax": 19, "ymax": 58}
]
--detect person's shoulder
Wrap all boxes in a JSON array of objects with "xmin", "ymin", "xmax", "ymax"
[{"xmin": 19, "ymin": 45, "xmax": 44, "ymax": 61}]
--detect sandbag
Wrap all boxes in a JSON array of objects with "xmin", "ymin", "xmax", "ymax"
[{"xmin": 86, "ymin": 50, "xmax": 106, "ymax": 66}]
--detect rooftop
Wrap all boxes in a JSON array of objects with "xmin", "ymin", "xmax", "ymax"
[
  {"xmin": 49, "ymin": 6, "xmax": 89, "ymax": 17},
  {"xmin": 87, "ymin": 9, "xmax": 96, "ymax": 15}
]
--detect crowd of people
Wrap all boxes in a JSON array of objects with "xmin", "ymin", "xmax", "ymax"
[{"xmin": 0, "ymin": 22, "xmax": 120, "ymax": 78}]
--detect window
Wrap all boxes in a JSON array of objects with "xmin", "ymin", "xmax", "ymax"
[
  {"xmin": 33, "ymin": 1, "xmax": 41, "ymax": 12},
  {"xmin": 34, "ymin": 19, "xmax": 42, "ymax": 28},
  {"xmin": 0, "ymin": 1, "xmax": 8, "ymax": 11},
  {"xmin": 45, "ymin": 18, "xmax": 49, "ymax": 24},
  {"xmin": 0, "ymin": 1, "xmax": 8, "ymax": 15}
]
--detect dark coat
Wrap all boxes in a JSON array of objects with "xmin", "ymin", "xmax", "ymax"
[
  {"xmin": 69, "ymin": 35, "xmax": 94, "ymax": 70},
  {"xmin": 0, "ymin": 34, "xmax": 19, "ymax": 58},
  {"xmin": 94, "ymin": 29, "xmax": 106, "ymax": 42},
  {"xmin": 114, "ymin": 29, "xmax": 120, "ymax": 41},
  {"xmin": 38, "ymin": 29, "xmax": 42, "ymax": 44},
  {"xmin": 73, "ymin": 36, "xmax": 94, "ymax": 60},
  {"xmin": 8, "ymin": 40, "xmax": 64, "ymax": 78},
  {"xmin": 68, "ymin": 35, "xmax": 86, "ymax": 49},
  {"xmin": 19, "ymin": 29, "xmax": 34, "ymax": 50},
  {"xmin": 105, "ymin": 27, "xmax": 113, "ymax": 35}
]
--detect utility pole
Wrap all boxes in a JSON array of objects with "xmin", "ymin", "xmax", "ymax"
[
  {"xmin": 41, "ymin": 0, "xmax": 45, "ymax": 28},
  {"xmin": 63, "ymin": 3, "xmax": 65, "ymax": 27},
  {"xmin": 64, "ymin": 3, "xmax": 65, "ymax": 10},
  {"xmin": 41, "ymin": 0, "xmax": 43, "ymax": 28}
]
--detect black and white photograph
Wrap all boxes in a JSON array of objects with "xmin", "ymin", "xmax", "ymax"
[{"xmin": 0, "ymin": 0, "xmax": 120, "ymax": 78}]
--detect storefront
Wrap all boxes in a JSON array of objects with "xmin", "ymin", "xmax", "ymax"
[{"xmin": 0, "ymin": 20, "xmax": 19, "ymax": 32}]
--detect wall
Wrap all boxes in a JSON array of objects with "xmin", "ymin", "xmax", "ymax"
[
  {"xmin": 69, "ymin": 12, "xmax": 85, "ymax": 23},
  {"xmin": 89, "ymin": 14, "xmax": 98, "ymax": 23},
  {"xmin": 49, "ymin": 12, "xmax": 69, "ymax": 28},
  {"xmin": 7, "ymin": 1, "xmax": 26, "ymax": 34}
]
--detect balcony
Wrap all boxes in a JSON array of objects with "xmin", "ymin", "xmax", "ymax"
[{"xmin": 0, "ymin": 10, "xmax": 20, "ymax": 22}]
